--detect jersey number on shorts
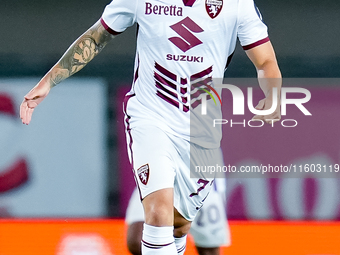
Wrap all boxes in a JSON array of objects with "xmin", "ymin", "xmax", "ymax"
[
  {"xmin": 196, "ymin": 204, "xmax": 221, "ymax": 226},
  {"xmin": 190, "ymin": 178, "xmax": 209, "ymax": 197}
]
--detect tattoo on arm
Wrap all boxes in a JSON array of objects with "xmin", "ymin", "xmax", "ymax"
[
  {"xmin": 49, "ymin": 22, "xmax": 113, "ymax": 87},
  {"xmin": 65, "ymin": 36, "xmax": 103, "ymax": 76},
  {"xmin": 50, "ymin": 69, "xmax": 70, "ymax": 86}
]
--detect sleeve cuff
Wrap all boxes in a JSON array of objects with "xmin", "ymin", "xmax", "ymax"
[
  {"xmin": 242, "ymin": 37, "xmax": 270, "ymax": 51},
  {"xmin": 100, "ymin": 18, "xmax": 123, "ymax": 35}
]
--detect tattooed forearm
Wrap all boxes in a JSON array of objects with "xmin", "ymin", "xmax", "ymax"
[
  {"xmin": 71, "ymin": 37, "xmax": 100, "ymax": 73},
  {"xmin": 50, "ymin": 69, "xmax": 70, "ymax": 87},
  {"xmin": 49, "ymin": 20, "xmax": 114, "ymax": 87},
  {"xmin": 59, "ymin": 36, "xmax": 103, "ymax": 76}
]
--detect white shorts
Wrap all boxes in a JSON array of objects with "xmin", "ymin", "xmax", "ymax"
[
  {"xmin": 125, "ymin": 123, "xmax": 221, "ymax": 221},
  {"xmin": 125, "ymin": 179, "xmax": 231, "ymax": 248}
]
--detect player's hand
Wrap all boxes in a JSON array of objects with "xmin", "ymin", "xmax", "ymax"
[
  {"xmin": 20, "ymin": 83, "xmax": 51, "ymax": 125},
  {"xmin": 252, "ymin": 96, "xmax": 281, "ymax": 124}
]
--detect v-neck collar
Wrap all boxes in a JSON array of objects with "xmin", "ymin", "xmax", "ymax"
[{"xmin": 182, "ymin": 0, "xmax": 198, "ymax": 7}]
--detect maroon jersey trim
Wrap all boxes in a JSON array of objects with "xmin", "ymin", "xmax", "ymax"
[
  {"xmin": 182, "ymin": 0, "xmax": 197, "ymax": 7},
  {"xmin": 242, "ymin": 37, "xmax": 270, "ymax": 51},
  {"xmin": 100, "ymin": 18, "xmax": 123, "ymax": 35}
]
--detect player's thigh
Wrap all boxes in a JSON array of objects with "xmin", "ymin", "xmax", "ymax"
[
  {"xmin": 142, "ymin": 187, "xmax": 175, "ymax": 226},
  {"xmin": 127, "ymin": 187, "xmax": 191, "ymax": 237},
  {"xmin": 173, "ymin": 207, "xmax": 192, "ymax": 237}
]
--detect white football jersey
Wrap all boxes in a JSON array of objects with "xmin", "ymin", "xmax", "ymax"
[{"xmin": 102, "ymin": 0, "xmax": 269, "ymax": 148}]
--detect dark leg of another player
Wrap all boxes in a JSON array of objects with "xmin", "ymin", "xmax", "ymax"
[
  {"xmin": 196, "ymin": 246, "xmax": 220, "ymax": 255},
  {"xmin": 127, "ymin": 222, "xmax": 221, "ymax": 255},
  {"xmin": 127, "ymin": 222, "xmax": 143, "ymax": 255}
]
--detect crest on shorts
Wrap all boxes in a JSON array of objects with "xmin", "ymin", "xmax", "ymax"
[
  {"xmin": 205, "ymin": 0, "xmax": 223, "ymax": 19},
  {"xmin": 137, "ymin": 164, "xmax": 150, "ymax": 185}
]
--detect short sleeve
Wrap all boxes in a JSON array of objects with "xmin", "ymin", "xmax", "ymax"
[
  {"xmin": 237, "ymin": 0, "xmax": 269, "ymax": 50},
  {"xmin": 101, "ymin": 0, "xmax": 137, "ymax": 35}
]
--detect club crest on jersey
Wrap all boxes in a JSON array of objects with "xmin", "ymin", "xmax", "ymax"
[
  {"xmin": 137, "ymin": 164, "xmax": 150, "ymax": 185},
  {"xmin": 205, "ymin": 0, "xmax": 223, "ymax": 19}
]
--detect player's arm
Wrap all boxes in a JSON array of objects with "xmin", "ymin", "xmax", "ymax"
[
  {"xmin": 20, "ymin": 19, "xmax": 115, "ymax": 125},
  {"xmin": 245, "ymin": 41, "xmax": 282, "ymax": 123}
]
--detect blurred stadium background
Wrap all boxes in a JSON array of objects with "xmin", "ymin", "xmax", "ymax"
[{"xmin": 0, "ymin": 0, "xmax": 340, "ymax": 254}]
